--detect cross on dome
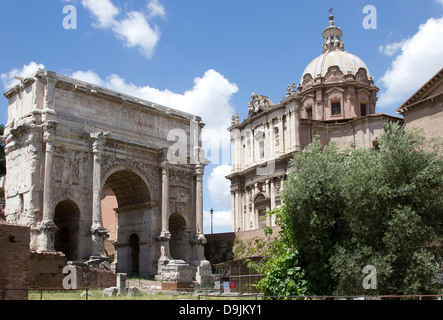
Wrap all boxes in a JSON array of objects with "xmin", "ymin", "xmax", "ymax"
[{"xmin": 322, "ymin": 10, "xmax": 344, "ymax": 52}]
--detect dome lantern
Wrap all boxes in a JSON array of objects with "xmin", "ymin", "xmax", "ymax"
[
  {"xmin": 300, "ymin": 12, "xmax": 371, "ymax": 84},
  {"xmin": 322, "ymin": 13, "xmax": 345, "ymax": 52}
]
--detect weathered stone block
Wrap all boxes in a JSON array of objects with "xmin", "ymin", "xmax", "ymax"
[{"xmin": 127, "ymin": 286, "xmax": 143, "ymax": 297}]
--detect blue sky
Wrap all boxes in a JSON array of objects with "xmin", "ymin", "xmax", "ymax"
[{"xmin": 1, "ymin": 0, "xmax": 443, "ymax": 233}]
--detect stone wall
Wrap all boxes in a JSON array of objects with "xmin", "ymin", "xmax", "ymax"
[
  {"xmin": 28, "ymin": 251, "xmax": 67, "ymax": 289},
  {"xmin": 403, "ymin": 100, "xmax": 443, "ymax": 139},
  {"xmin": 204, "ymin": 232, "xmax": 235, "ymax": 265},
  {"xmin": 205, "ymin": 227, "xmax": 281, "ymax": 266},
  {"xmin": 0, "ymin": 224, "xmax": 30, "ymax": 300},
  {"xmin": 29, "ymin": 251, "xmax": 116, "ymax": 289}
]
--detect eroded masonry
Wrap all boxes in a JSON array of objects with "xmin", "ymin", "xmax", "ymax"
[{"xmin": 2, "ymin": 70, "xmax": 212, "ymax": 286}]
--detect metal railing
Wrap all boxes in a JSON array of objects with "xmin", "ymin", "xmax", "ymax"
[{"xmin": 2, "ymin": 287, "xmax": 443, "ymax": 301}]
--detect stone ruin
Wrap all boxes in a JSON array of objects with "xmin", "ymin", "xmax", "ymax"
[{"xmin": 2, "ymin": 69, "xmax": 214, "ymax": 289}]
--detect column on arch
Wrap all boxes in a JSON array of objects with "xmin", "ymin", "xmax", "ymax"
[
  {"xmin": 38, "ymin": 120, "xmax": 58, "ymax": 252},
  {"xmin": 90, "ymin": 132, "xmax": 110, "ymax": 259}
]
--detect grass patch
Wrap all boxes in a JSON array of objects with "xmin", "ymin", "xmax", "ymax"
[{"xmin": 27, "ymin": 289, "xmax": 197, "ymax": 301}]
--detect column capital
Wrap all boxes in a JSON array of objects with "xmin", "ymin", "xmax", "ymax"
[
  {"xmin": 158, "ymin": 231, "xmax": 171, "ymax": 242},
  {"xmin": 43, "ymin": 120, "xmax": 58, "ymax": 131},
  {"xmin": 43, "ymin": 121, "xmax": 58, "ymax": 143},
  {"xmin": 90, "ymin": 132, "xmax": 109, "ymax": 153},
  {"xmin": 90, "ymin": 131, "xmax": 110, "ymax": 140},
  {"xmin": 37, "ymin": 219, "xmax": 58, "ymax": 233},
  {"xmin": 160, "ymin": 161, "xmax": 170, "ymax": 177},
  {"xmin": 194, "ymin": 163, "xmax": 204, "ymax": 177}
]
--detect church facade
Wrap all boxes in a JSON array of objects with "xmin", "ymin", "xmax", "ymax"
[{"xmin": 227, "ymin": 14, "xmax": 403, "ymax": 232}]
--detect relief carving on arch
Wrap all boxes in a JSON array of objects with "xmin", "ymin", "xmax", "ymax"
[
  {"xmin": 169, "ymin": 169, "xmax": 192, "ymax": 217},
  {"xmin": 53, "ymin": 147, "xmax": 89, "ymax": 187}
]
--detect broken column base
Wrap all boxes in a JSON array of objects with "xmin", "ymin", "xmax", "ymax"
[
  {"xmin": 160, "ymin": 260, "xmax": 195, "ymax": 291},
  {"xmin": 194, "ymin": 261, "xmax": 214, "ymax": 289}
]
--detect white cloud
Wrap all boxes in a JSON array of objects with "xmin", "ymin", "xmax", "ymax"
[
  {"xmin": 81, "ymin": 0, "xmax": 165, "ymax": 59},
  {"xmin": 378, "ymin": 40, "xmax": 406, "ymax": 57},
  {"xmin": 147, "ymin": 0, "xmax": 166, "ymax": 19},
  {"xmin": 1, "ymin": 61, "xmax": 45, "ymax": 90},
  {"xmin": 113, "ymin": 11, "xmax": 160, "ymax": 58},
  {"xmin": 207, "ymin": 164, "xmax": 232, "ymax": 210},
  {"xmin": 81, "ymin": 0, "xmax": 120, "ymax": 29},
  {"xmin": 70, "ymin": 69, "xmax": 105, "ymax": 87},
  {"xmin": 377, "ymin": 15, "xmax": 443, "ymax": 108},
  {"xmin": 203, "ymin": 209, "xmax": 232, "ymax": 234}
]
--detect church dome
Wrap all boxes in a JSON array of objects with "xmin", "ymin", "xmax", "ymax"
[
  {"xmin": 302, "ymin": 50, "xmax": 370, "ymax": 81},
  {"xmin": 300, "ymin": 13, "xmax": 371, "ymax": 83}
]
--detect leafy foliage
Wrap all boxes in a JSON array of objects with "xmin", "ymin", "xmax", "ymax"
[
  {"xmin": 247, "ymin": 219, "xmax": 310, "ymax": 298},
  {"xmin": 258, "ymin": 122, "xmax": 443, "ymax": 296}
]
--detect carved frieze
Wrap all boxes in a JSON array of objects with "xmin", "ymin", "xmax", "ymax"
[{"xmin": 53, "ymin": 147, "xmax": 89, "ymax": 186}]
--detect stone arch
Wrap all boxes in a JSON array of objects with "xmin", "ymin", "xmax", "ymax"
[
  {"xmin": 101, "ymin": 168, "xmax": 153, "ymax": 275},
  {"xmin": 101, "ymin": 168, "xmax": 152, "ymax": 208},
  {"xmin": 101, "ymin": 166, "xmax": 154, "ymax": 203},
  {"xmin": 53, "ymin": 199, "xmax": 80, "ymax": 261},
  {"xmin": 169, "ymin": 213, "xmax": 189, "ymax": 261},
  {"xmin": 128, "ymin": 233, "xmax": 140, "ymax": 275}
]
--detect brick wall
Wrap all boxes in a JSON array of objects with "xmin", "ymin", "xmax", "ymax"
[
  {"xmin": 0, "ymin": 224, "xmax": 30, "ymax": 300},
  {"xmin": 74, "ymin": 265, "xmax": 117, "ymax": 289},
  {"xmin": 29, "ymin": 251, "xmax": 68, "ymax": 289},
  {"xmin": 29, "ymin": 251, "xmax": 117, "ymax": 289}
]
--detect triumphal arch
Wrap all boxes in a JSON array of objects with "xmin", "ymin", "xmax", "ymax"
[{"xmin": 2, "ymin": 69, "xmax": 211, "ymax": 284}]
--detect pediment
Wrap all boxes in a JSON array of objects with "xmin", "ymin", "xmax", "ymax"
[
  {"xmin": 253, "ymin": 192, "xmax": 269, "ymax": 203},
  {"xmin": 302, "ymin": 74, "xmax": 314, "ymax": 90},
  {"xmin": 325, "ymin": 66, "xmax": 344, "ymax": 83},
  {"xmin": 356, "ymin": 68, "xmax": 370, "ymax": 85},
  {"xmin": 325, "ymin": 87, "xmax": 345, "ymax": 95},
  {"xmin": 397, "ymin": 68, "xmax": 443, "ymax": 112},
  {"xmin": 301, "ymin": 93, "xmax": 315, "ymax": 104}
]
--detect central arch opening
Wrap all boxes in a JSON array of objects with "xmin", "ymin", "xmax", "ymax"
[
  {"xmin": 104, "ymin": 170, "xmax": 151, "ymax": 208},
  {"xmin": 101, "ymin": 169, "xmax": 151, "ymax": 275},
  {"xmin": 54, "ymin": 200, "xmax": 80, "ymax": 261}
]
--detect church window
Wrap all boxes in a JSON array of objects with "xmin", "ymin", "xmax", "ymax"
[
  {"xmin": 274, "ymin": 127, "xmax": 279, "ymax": 146},
  {"xmin": 331, "ymin": 101, "xmax": 341, "ymax": 115},
  {"xmin": 259, "ymin": 141, "xmax": 265, "ymax": 159},
  {"xmin": 360, "ymin": 103, "xmax": 367, "ymax": 116},
  {"xmin": 306, "ymin": 107, "xmax": 313, "ymax": 119}
]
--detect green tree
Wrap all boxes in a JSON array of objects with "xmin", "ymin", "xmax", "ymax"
[
  {"xmin": 247, "ymin": 220, "xmax": 310, "ymax": 298},
  {"xmin": 259, "ymin": 122, "xmax": 443, "ymax": 297}
]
